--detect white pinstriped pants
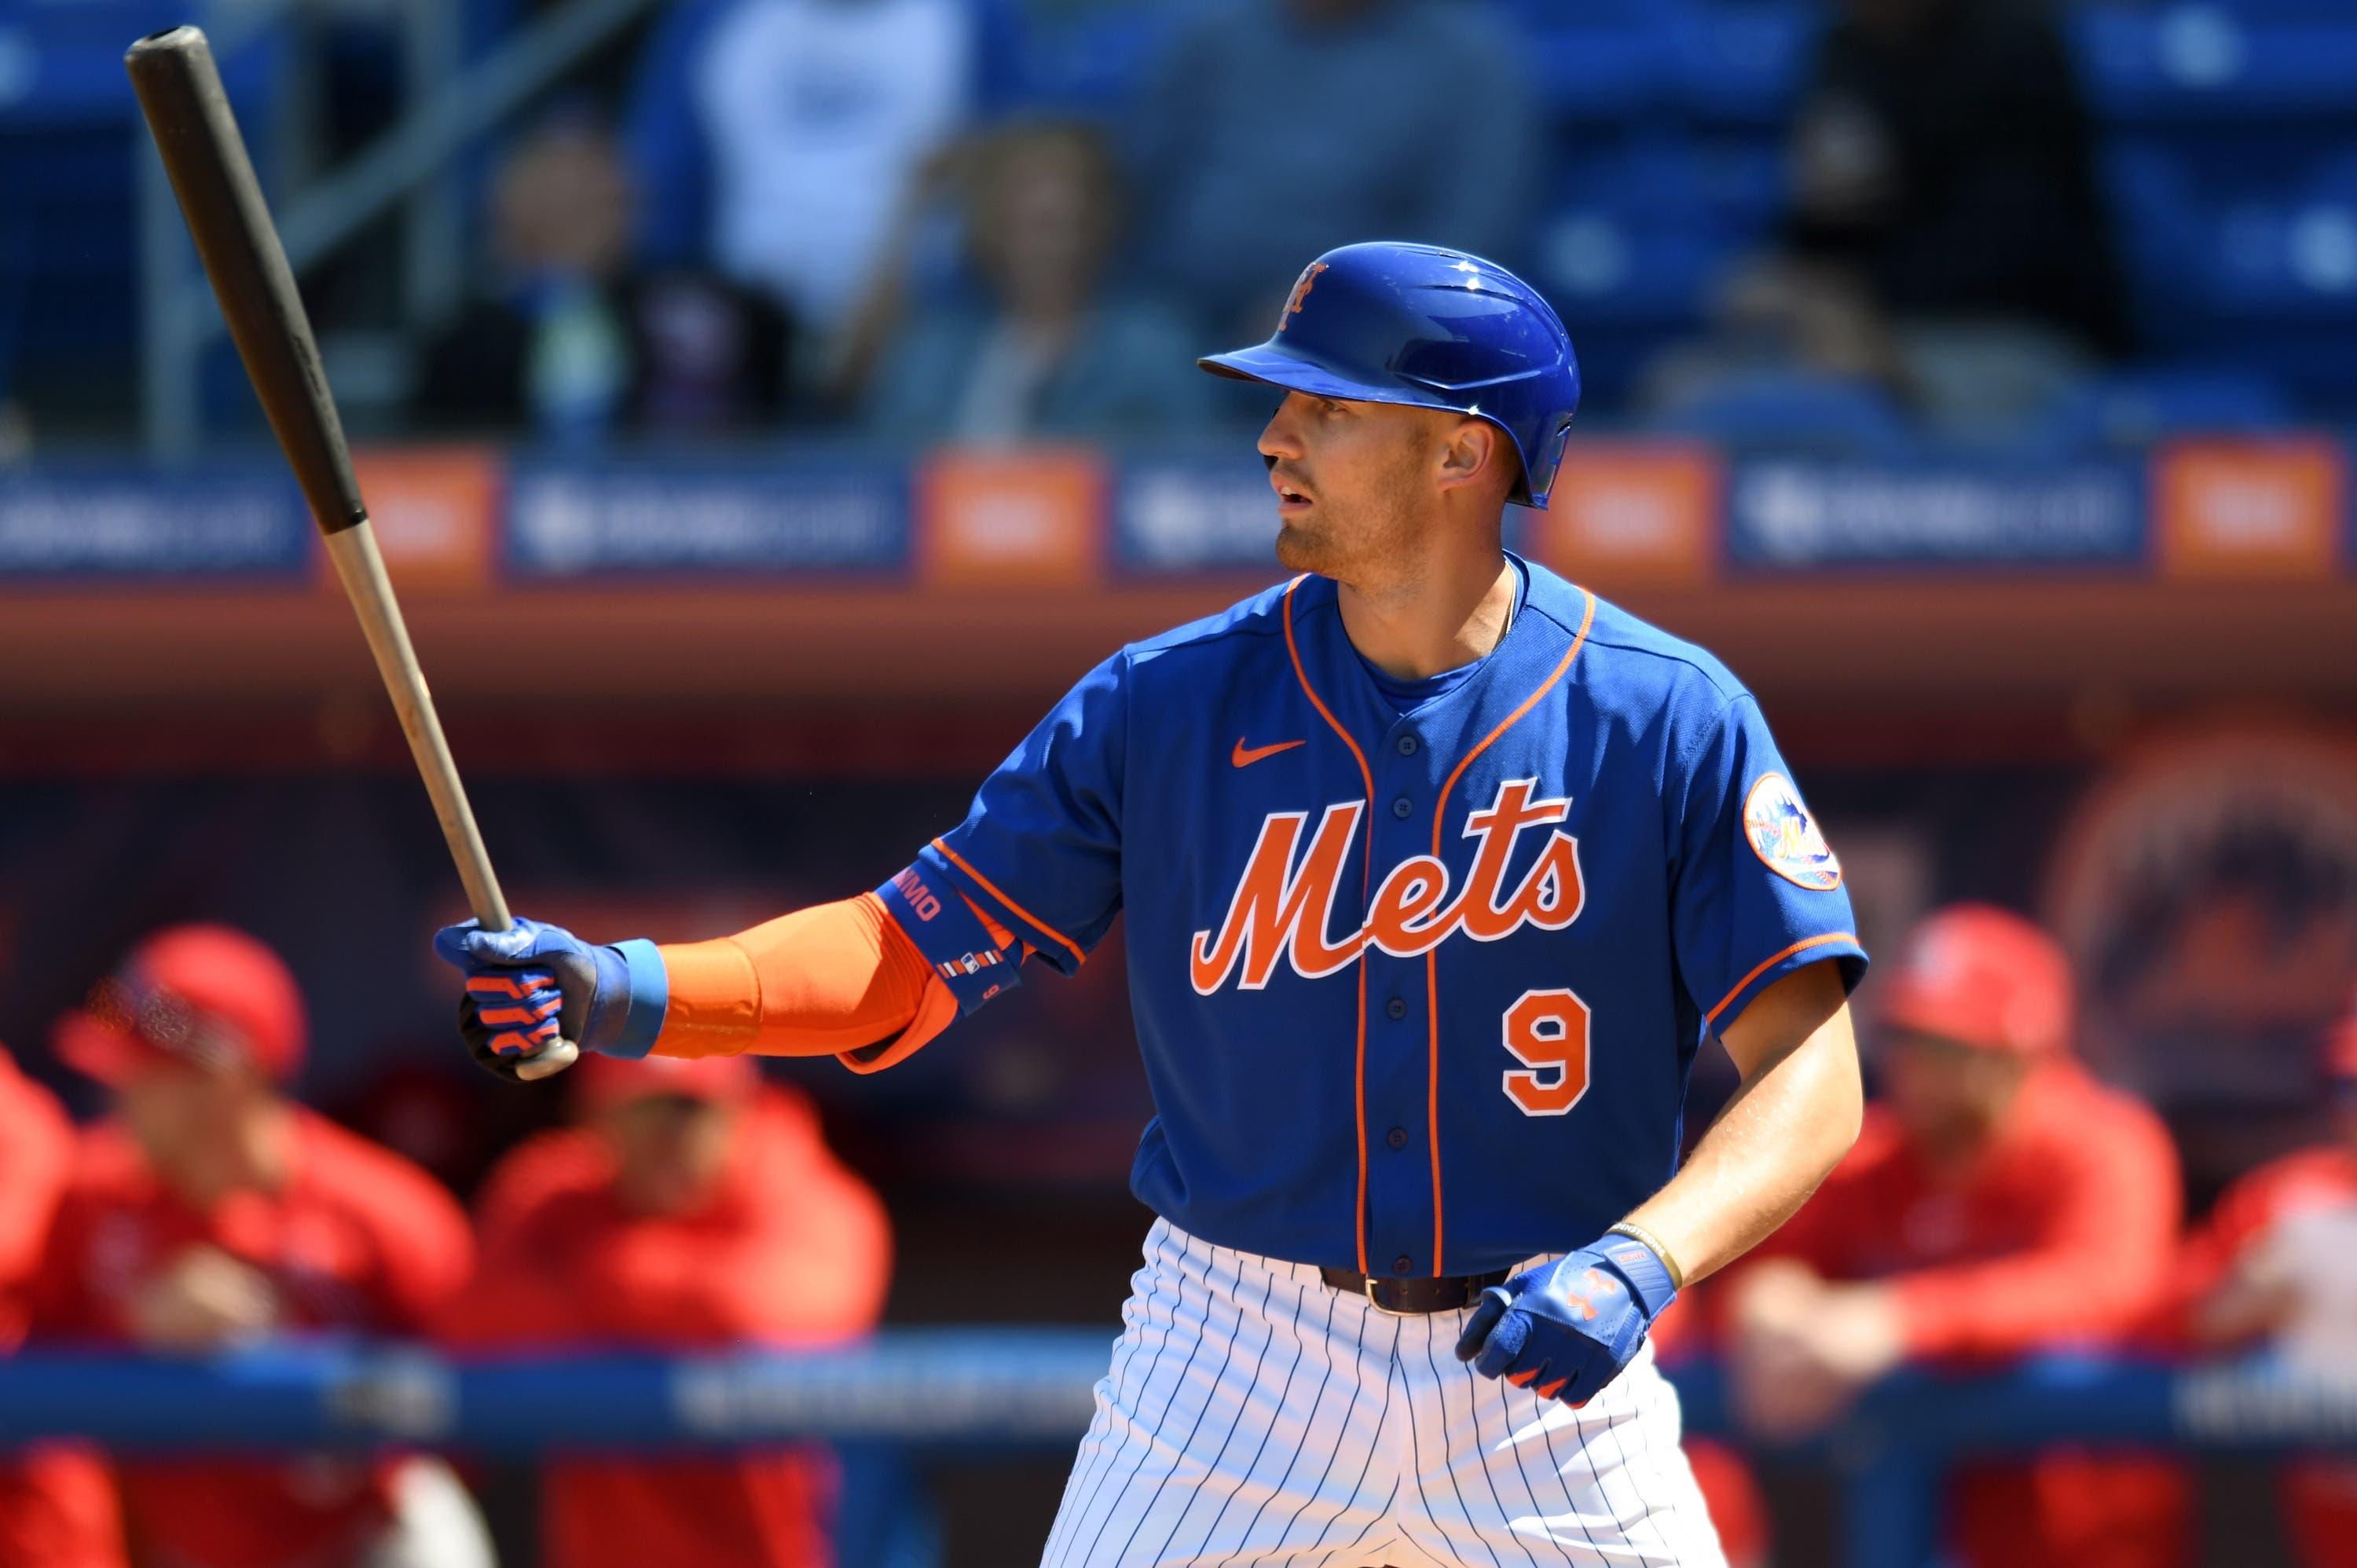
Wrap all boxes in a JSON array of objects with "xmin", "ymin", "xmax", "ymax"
[{"xmin": 1043, "ymin": 1220, "xmax": 1727, "ymax": 1567}]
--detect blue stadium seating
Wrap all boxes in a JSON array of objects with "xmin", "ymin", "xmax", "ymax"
[
  {"xmin": 1534, "ymin": 134, "xmax": 1737, "ymax": 328},
  {"xmin": 2026, "ymin": 366, "xmax": 2296, "ymax": 452},
  {"xmin": 0, "ymin": 2, "xmax": 280, "ymax": 414},
  {"xmin": 2105, "ymin": 135, "xmax": 2357, "ymax": 399},
  {"xmin": 1668, "ymin": 1, "xmax": 1825, "ymax": 128},
  {"xmin": 2070, "ymin": 2, "xmax": 2357, "ymax": 125},
  {"xmin": 1492, "ymin": 0, "xmax": 1674, "ymax": 122},
  {"xmin": 1018, "ymin": 1, "xmax": 1188, "ymax": 117},
  {"xmin": 1645, "ymin": 368, "xmax": 1914, "ymax": 452}
]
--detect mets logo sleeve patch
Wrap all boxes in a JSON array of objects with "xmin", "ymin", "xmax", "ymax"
[{"xmin": 882, "ymin": 562, "xmax": 1866, "ymax": 1279}]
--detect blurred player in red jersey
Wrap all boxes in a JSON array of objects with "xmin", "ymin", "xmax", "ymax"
[
  {"xmin": 445, "ymin": 1053, "xmax": 890, "ymax": 1568},
  {"xmin": 1719, "ymin": 903, "xmax": 2190, "ymax": 1568},
  {"xmin": 31, "ymin": 925, "xmax": 492, "ymax": 1568},
  {"xmin": 2177, "ymin": 1007, "xmax": 2357, "ymax": 1568},
  {"xmin": 0, "ymin": 1046, "xmax": 124, "ymax": 1568}
]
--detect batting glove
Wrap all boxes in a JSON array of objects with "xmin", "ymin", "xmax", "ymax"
[
  {"xmin": 431, "ymin": 918, "xmax": 667, "ymax": 1083},
  {"xmin": 1453, "ymin": 1233, "xmax": 1678, "ymax": 1407}
]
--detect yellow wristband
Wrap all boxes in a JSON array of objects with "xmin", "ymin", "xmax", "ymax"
[{"xmin": 1606, "ymin": 1221, "xmax": 1687, "ymax": 1291}]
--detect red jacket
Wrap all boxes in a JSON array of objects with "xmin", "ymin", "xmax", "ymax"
[
  {"xmin": 1756, "ymin": 1063, "xmax": 2183, "ymax": 1357},
  {"xmin": 1736, "ymin": 1064, "xmax": 2190, "ymax": 1568},
  {"xmin": 2176, "ymin": 1145, "xmax": 2357, "ymax": 1568},
  {"xmin": 0, "ymin": 1051, "xmax": 124, "ymax": 1568},
  {"xmin": 31, "ymin": 1109, "xmax": 471, "ymax": 1568},
  {"xmin": 445, "ymin": 1086, "xmax": 890, "ymax": 1568}
]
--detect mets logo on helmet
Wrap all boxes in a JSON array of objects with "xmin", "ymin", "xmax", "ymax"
[
  {"xmin": 1190, "ymin": 778, "xmax": 1584, "ymax": 994},
  {"xmin": 1743, "ymin": 773, "xmax": 1842, "ymax": 891},
  {"xmin": 1277, "ymin": 262, "xmax": 1329, "ymax": 333}
]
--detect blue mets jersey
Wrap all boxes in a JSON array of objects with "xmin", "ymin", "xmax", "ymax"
[{"xmin": 878, "ymin": 557, "xmax": 1866, "ymax": 1277}]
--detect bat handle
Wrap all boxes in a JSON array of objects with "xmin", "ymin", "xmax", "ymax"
[{"xmin": 320, "ymin": 522, "xmax": 511, "ymax": 935}]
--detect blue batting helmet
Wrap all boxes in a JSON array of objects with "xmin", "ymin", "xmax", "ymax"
[{"xmin": 1198, "ymin": 241, "xmax": 1582, "ymax": 509}]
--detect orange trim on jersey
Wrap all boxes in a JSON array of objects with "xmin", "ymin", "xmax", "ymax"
[
  {"xmin": 1703, "ymin": 932, "xmax": 1859, "ymax": 1031},
  {"xmin": 929, "ymin": 837, "xmax": 1087, "ymax": 969},
  {"xmin": 1283, "ymin": 576, "xmax": 1378, "ymax": 1277},
  {"xmin": 1425, "ymin": 584, "xmax": 1596, "ymax": 1274}
]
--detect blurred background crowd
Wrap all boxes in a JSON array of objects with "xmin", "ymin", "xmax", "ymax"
[
  {"xmin": 2, "ymin": 0, "xmax": 2357, "ymax": 1566},
  {"xmin": 5, "ymin": 0, "xmax": 2357, "ymax": 451}
]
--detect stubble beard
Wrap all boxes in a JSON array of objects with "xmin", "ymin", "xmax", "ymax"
[{"xmin": 1274, "ymin": 491, "xmax": 1421, "ymax": 597}]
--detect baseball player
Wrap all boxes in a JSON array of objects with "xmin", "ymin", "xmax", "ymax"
[
  {"xmin": 2178, "ymin": 1009, "xmax": 2357, "ymax": 1568},
  {"xmin": 1715, "ymin": 903, "xmax": 2187, "ymax": 1568},
  {"xmin": 438, "ymin": 241, "xmax": 1869, "ymax": 1566}
]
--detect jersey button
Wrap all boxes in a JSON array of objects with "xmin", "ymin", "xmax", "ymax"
[
  {"xmin": 1396, "ymin": 734, "xmax": 1419, "ymax": 756},
  {"xmin": 1392, "ymin": 1255, "xmax": 1414, "ymax": 1276},
  {"xmin": 1386, "ymin": 1126, "xmax": 1409, "ymax": 1151},
  {"xmin": 1391, "ymin": 796, "xmax": 1413, "ymax": 819},
  {"xmin": 1386, "ymin": 997, "xmax": 1407, "ymax": 1021}
]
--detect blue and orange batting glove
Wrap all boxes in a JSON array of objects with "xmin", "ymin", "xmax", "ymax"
[
  {"xmin": 431, "ymin": 917, "xmax": 667, "ymax": 1083},
  {"xmin": 1453, "ymin": 1233, "xmax": 1678, "ymax": 1407}
]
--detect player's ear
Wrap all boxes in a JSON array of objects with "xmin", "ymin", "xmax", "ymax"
[{"xmin": 1435, "ymin": 416, "xmax": 1503, "ymax": 497}]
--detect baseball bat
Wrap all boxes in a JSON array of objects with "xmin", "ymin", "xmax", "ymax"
[{"xmin": 126, "ymin": 27, "xmax": 574, "ymax": 1075}]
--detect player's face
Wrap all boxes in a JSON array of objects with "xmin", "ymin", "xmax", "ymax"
[
  {"xmin": 602, "ymin": 1093, "xmax": 739, "ymax": 1217},
  {"xmin": 1259, "ymin": 392, "xmax": 1450, "ymax": 584},
  {"xmin": 1881, "ymin": 1029, "xmax": 2031, "ymax": 1152},
  {"xmin": 115, "ymin": 1061, "xmax": 278, "ymax": 1192}
]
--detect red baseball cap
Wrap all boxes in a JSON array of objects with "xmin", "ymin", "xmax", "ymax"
[
  {"xmin": 53, "ymin": 925, "xmax": 307, "ymax": 1085},
  {"xmin": 1876, "ymin": 903, "xmax": 2075, "ymax": 1058},
  {"xmin": 571, "ymin": 1051, "xmax": 757, "ymax": 1117}
]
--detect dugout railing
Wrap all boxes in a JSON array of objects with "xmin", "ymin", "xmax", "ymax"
[{"xmin": 2, "ymin": 1332, "xmax": 2354, "ymax": 1567}]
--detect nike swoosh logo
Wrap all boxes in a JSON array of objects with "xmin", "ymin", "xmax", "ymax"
[{"xmin": 1232, "ymin": 737, "xmax": 1307, "ymax": 768}]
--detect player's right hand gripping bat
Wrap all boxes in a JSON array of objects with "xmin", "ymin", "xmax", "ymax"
[{"xmin": 123, "ymin": 27, "xmax": 577, "ymax": 1079}]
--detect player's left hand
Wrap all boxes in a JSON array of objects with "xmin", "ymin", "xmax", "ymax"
[
  {"xmin": 432, "ymin": 916, "xmax": 614, "ymax": 1083},
  {"xmin": 1454, "ymin": 1233, "xmax": 1677, "ymax": 1407}
]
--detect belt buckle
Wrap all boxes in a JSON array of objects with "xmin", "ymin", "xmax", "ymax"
[{"xmin": 1362, "ymin": 1276, "xmax": 1409, "ymax": 1317}]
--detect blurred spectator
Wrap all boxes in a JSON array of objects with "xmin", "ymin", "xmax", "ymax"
[
  {"xmin": 1650, "ymin": 0, "xmax": 2128, "ymax": 438},
  {"xmin": 444, "ymin": 1054, "xmax": 890, "ymax": 1568},
  {"xmin": 1127, "ymin": 0, "xmax": 1538, "ymax": 341},
  {"xmin": 0, "ymin": 1047, "xmax": 123, "ymax": 1568},
  {"xmin": 416, "ymin": 117, "xmax": 793, "ymax": 443},
  {"xmin": 1717, "ymin": 904, "xmax": 2188, "ymax": 1568},
  {"xmin": 2177, "ymin": 1010, "xmax": 2357, "ymax": 1568},
  {"xmin": 31, "ymin": 925, "xmax": 490, "ymax": 1568},
  {"xmin": 861, "ymin": 122, "xmax": 1213, "ymax": 443},
  {"xmin": 625, "ymin": 0, "xmax": 1017, "ymax": 336}
]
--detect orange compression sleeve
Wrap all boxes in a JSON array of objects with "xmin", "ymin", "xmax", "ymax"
[{"xmin": 651, "ymin": 892, "xmax": 1014, "ymax": 1064}]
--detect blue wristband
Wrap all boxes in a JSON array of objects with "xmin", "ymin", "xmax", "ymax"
[{"xmin": 582, "ymin": 939, "xmax": 669, "ymax": 1059}]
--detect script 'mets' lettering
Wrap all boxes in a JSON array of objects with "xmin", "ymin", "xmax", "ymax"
[{"xmin": 1189, "ymin": 779, "xmax": 1585, "ymax": 995}]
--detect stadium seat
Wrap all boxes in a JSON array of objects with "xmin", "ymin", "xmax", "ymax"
[
  {"xmin": 2109, "ymin": 139, "xmax": 2357, "ymax": 317},
  {"xmin": 1667, "ymin": 1, "xmax": 1827, "ymax": 128},
  {"xmin": 1534, "ymin": 134, "xmax": 1736, "ymax": 329},
  {"xmin": 0, "ymin": 2, "xmax": 281, "ymax": 419},
  {"xmin": 1687, "ymin": 131, "xmax": 1789, "ymax": 241},
  {"xmin": 1644, "ymin": 368, "xmax": 1914, "ymax": 452},
  {"xmin": 1490, "ymin": 0, "xmax": 1676, "ymax": 122},
  {"xmin": 2028, "ymin": 367, "xmax": 2295, "ymax": 452},
  {"xmin": 0, "ymin": 0, "xmax": 187, "ymax": 126},
  {"xmin": 2105, "ymin": 137, "xmax": 2357, "ymax": 400},
  {"xmin": 1018, "ymin": 1, "xmax": 1187, "ymax": 117},
  {"xmin": 2070, "ymin": 2, "xmax": 2357, "ymax": 125}
]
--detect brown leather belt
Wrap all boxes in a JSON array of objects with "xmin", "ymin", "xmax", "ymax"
[{"xmin": 1319, "ymin": 1266, "xmax": 1512, "ymax": 1315}]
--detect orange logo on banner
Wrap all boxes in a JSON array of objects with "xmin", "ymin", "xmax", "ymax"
[
  {"xmin": 1527, "ymin": 443, "xmax": 1719, "ymax": 587},
  {"xmin": 343, "ymin": 447, "xmax": 500, "ymax": 592},
  {"xmin": 2154, "ymin": 437, "xmax": 2346, "ymax": 581},
  {"xmin": 915, "ymin": 448, "xmax": 1104, "ymax": 589}
]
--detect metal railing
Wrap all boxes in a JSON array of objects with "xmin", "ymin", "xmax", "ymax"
[{"xmin": 4, "ymin": 1337, "xmax": 2355, "ymax": 1567}]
